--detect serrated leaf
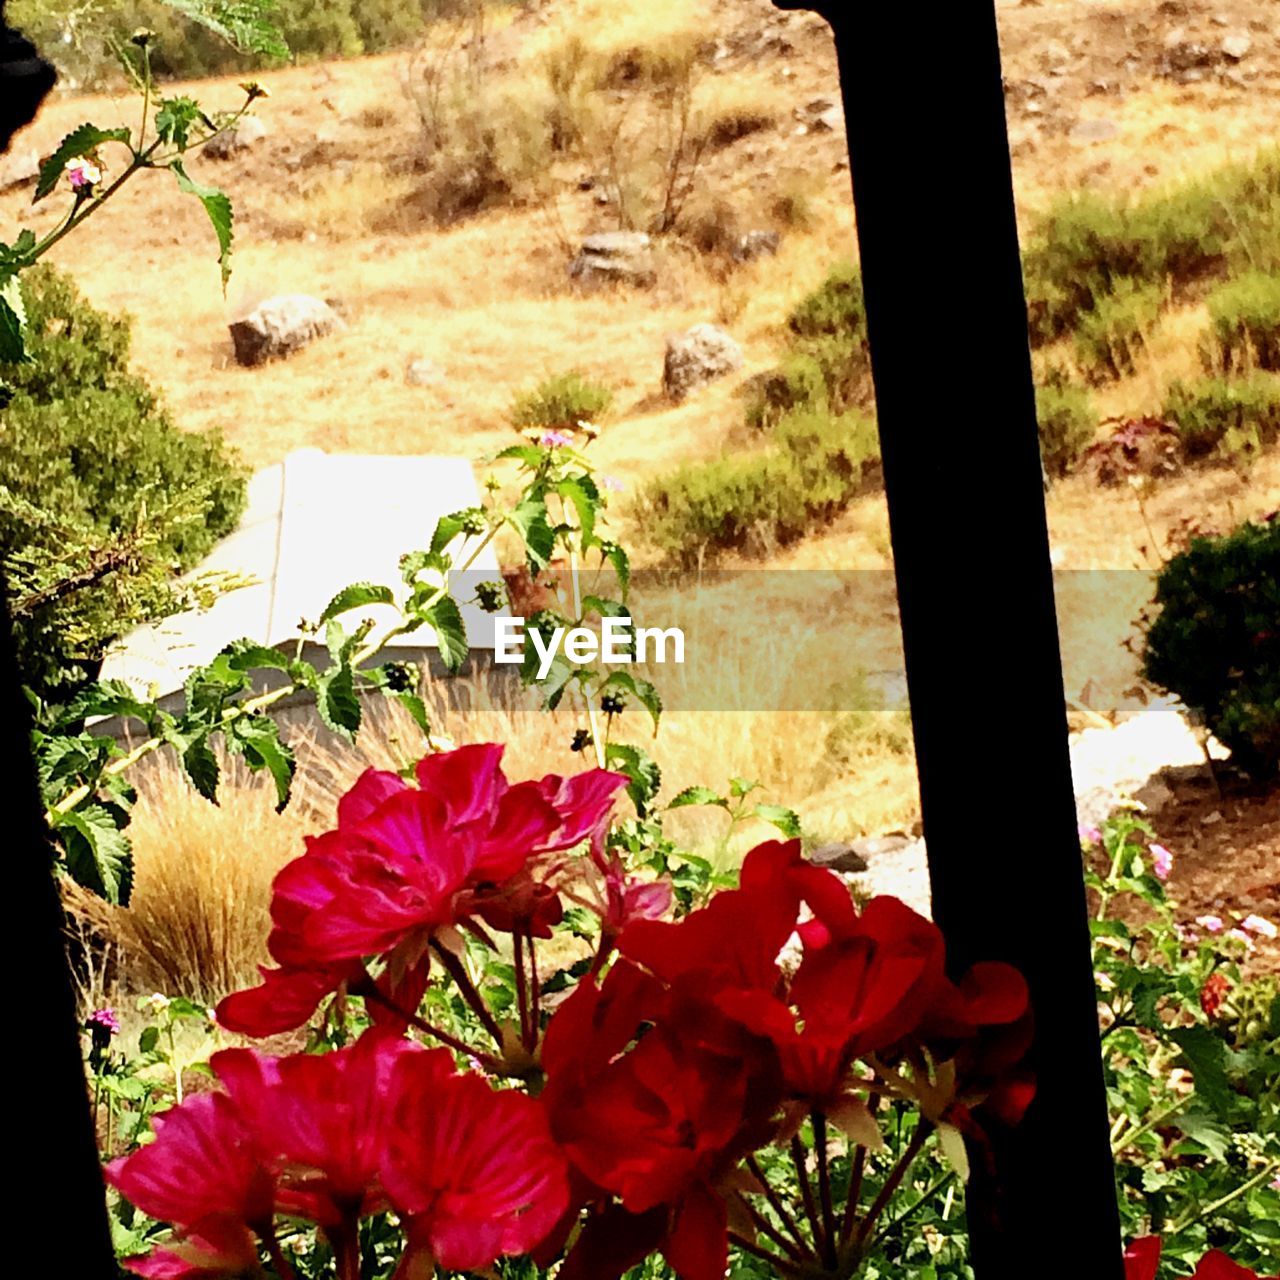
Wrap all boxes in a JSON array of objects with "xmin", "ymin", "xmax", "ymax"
[
  {"xmin": 56, "ymin": 804, "xmax": 133, "ymax": 904},
  {"xmin": 223, "ymin": 638, "xmax": 292, "ymax": 673},
  {"xmin": 425, "ymin": 596, "xmax": 468, "ymax": 672},
  {"xmin": 558, "ymin": 475, "xmax": 598, "ymax": 544},
  {"xmin": 317, "ymin": 664, "xmax": 361, "ymax": 739},
  {"xmin": 156, "ymin": 0, "xmax": 289, "ymax": 58},
  {"xmin": 668, "ymin": 785, "xmax": 727, "ymax": 810},
  {"xmin": 508, "ymin": 496, "xmax": 556, "ymax": 571},
  {"xmin": 429, "ymin": 510, "xmax": 480, "ymax": 555},
  {"xmin": 226, "ymin": 714, "xmax": 295, "ymax": 810},
  {"xmin": 183, "ymin": 736, "xmax": 220, "ymax": 802},
  {"xmin": 171, "ymin": 160, "xmax": 234, "ymax": 290},
  {"xmin": 754, "ymin": 804, "xmax": 802, "ymax": 838},
  {"xmin": 393, "ymin": 691, "xmax": 430, "ymax": 735},
  {"xmin": 602, "ymin": 541, "xmax": 630, "ymax": 598},
  {"xmin": 604, "ymin": 742, "xmax": 661, "ymax": 817},
  {"xmin": 154, "ymin": 96, "xmax": 207, "ymax": 151},
  {"xmin": 35, "ymin": 124, "xmax": 132, "ymax": 202},
  {"xmin": 318, "ymin": 582, "xmax": 395, "ymax": 625}
]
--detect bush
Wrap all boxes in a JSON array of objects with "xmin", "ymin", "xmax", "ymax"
[
  {"xmin": 1023, "ymin": 150, "xmax": 1280, "ymax": 344},
  {"xmin": 746, "ymin": 263, "xmax": 872, "ymax": 430},
  {"xmin": 1142, "ymin": 514, "xmax": 1280, "ymax": 778},
  {"xmin": 1073, "ymin": 279, "xmax": 1162, "ymax": 382},
  {"xmin": 1162, "ymin": 373, "xmax": 1280, "ymax": 458},
  {"xmin": 1202, "ymin": 272, "xmax": 1280, "ymax": 374},
  {"xmin": 638, "ymin": 411, "xmax": 880, "ymax": 566},
  {"xmin": 0, "ymin": 267, "xmax": 246, "ymax": 700},
  {"xmin": 1036, "ymin": 374, "xmax": 1096, "ymax": 475},
  {"xmin": 510, "ymin": 371, "xmax": 613, "ymax": 432}
]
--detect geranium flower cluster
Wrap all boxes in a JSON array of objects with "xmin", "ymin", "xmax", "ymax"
[{"xmin": 109, "ymin": 744, "xmax": 1036, "ymax": 1280}]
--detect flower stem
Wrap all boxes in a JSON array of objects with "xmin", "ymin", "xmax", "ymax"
[
  {"xmin": 266, "ymin": 1234, "xmax": 299, "ymax": 1280},
  {"xmin": 814, "ymin": 1111, "xmax": 837, "ymax": 1268},
  {"xmin": 1111, "ymin": 1099, "xmax": 1183, "ymax": 1156},
  {"xmin": 790, "ymin": 1134, "xmax": 825, "ymax": 1257},
  {"xmin": 1169, "ymin": 1159, "xmax": 1279, "ymax": 1236},
  {"xmin": 429, "ymin": 940, "xmax": 505, "ymax": 1049},
  {"xmin": 727, "ymin": 1231, "xmax": 805, "ymax": 1278},
  {"xmin": 854, "ymin": 1123, "xmax": 930, "ymax": 1248},
  {"xmin": 740, "ymin": 1195, "xmax": 806, "ymax": 1262},
  {"xmin": 513, "ymin": 930, "xmax": 533, "ymax": 1048},
  {"xmin": 746, "ymin": 1155, "xmax": 812, "ymax": 1259},
  {"xmin": 362, "ymin": 985, "xmax": 503, "ymax": 1072}
]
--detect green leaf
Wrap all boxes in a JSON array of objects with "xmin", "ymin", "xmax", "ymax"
[
  {"xmin": 156, "ymin": 0, "xmax": 289, "ymax": 58},
  {"xmin": 154, "ymin": 97, "xmax": 208, "ymax": 151},
  {"xmin": 604, "ymin": 742, "xmax": 662, "ymax": 817},
  {"xmin": 56, "ymin": 804, "xmax": 134, "ymax": 904},
  {"xmin": 1168, "ymin": 1026, "xmax": 1232, "ymax": 1120},
  {"xmin": 53, "ymin": 679, "xmax": 158, "ymax": 731},
  {"xmin": 1173, "ymin": 1109, "xmax": 1231, "ymax": 1160},
  {"xmin": 182, "ymin": 736, "xmax": 220, "ymax": 802},
  {"xmin": 508, "ymin": 496, "xmax": 556, "ymax": 571},
  {"xmin": 319, "ymin": 582, "xmax": 396, "ymax": 625},
  {"xmin": 170, "ymin": 160, "xmax": 234, "ymax": 290},
  {"xmin": 425, "ymin": 596, "xmax": 468, "ymax": 672},
  {"xmin": 754, "ymin": 804, "xmax": 802, "ymax": 838},
  {"xmin": 601, "ymin": 541, "xmax": 630, "ymax": 598},
  {"xmin": 429, "ymin": 510, "xmax": 482, "ymax": 555},
  {"xmin": 668, "ymin": 785, "xmax": 727, "ymax": 810},
  {"xmin": 317, "ymin": 664, "xmax": 361, "ymax": 739},
  {"xmin": 393, "ymin": 691, "xmax": 431, "ymax": 735},
  {"xmin": 729, "ymin": 777, "xmax": 760, "ymax": 799},
  {"xmin": 222, "ymin": 638, "xmax": 292, "ymax": 673},
  {"xmin": 0, "ymin": 275, "xmax": 27, "ymax": 363},
  {"xmin": 35, "ymin": 124, "xmax": 132, "ymax": 202},
  {"xmin": 558, "ymin": 475, "xmax": 599, "ymax": 543},
  {"xmin": 226, "ymin": 714, "xmax": 295, "ymax": 810}
]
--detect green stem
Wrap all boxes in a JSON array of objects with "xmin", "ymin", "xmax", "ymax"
[
  {"xmin": 790, "ymin": 1134, "xmax": 825, "ymax": 1258},
  {"xmin": 429, "ymin": 940, "xmax": 505, "ymax": 1049},
  {"xmin": 1169, "ymin": 1160, "xmax": 1279, "ymax": 1236},
  {"xmin": 727, "ymin": 1231, "xmax": 804, "ymax": 1279},
  {"xmin": 854, "ymin": 1123, "xmax": 930, "ymax": 1248},
  {"xmin": 1111, "ymin": 1099, "xmax": 1184, "ymax": 1156},
  {"xmin": 745, "ymin": 1155, "xmax": 813, "ymax": 1259},
  {"xmin": 870, "ymin": 1170, "xmax": 956, "ymax": 1251}
]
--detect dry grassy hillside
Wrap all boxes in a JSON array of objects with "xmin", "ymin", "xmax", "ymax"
[{"xmin": 6, "ymin": 0, "xmax": 1279, "ymax": 976}]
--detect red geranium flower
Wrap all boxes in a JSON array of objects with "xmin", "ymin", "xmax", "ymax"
[
  {"xmin": 542, "ymin": 960, "xmax": 782, "ymax": 1280},
  {"xmin": 1126, "ymin": 1237, "xmax": 1278, "ymax": 1280},
  {"xmin": 1200, "ymin": 971, "xmax": 1232, "ymax": 1019},
  {"xmin": 381, "ymin": 1046, "xmax": 569, "ymax": 1274},
  {"xmin": 104, "ymin": 1092, "xmax": 275, "ymax": 1278},
  {"xmin": 218, "ymin": 746, "xmax": 626, "ymax": 1036}
]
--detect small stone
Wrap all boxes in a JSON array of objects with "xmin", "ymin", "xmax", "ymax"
[
  {"xmin": 808, "ymin": 842, "xmax": 870, "ymax": 874},
  {"xmin": 204, "ymin": 113, "xmax": 268, "ymax": 160},
  {"xmin": 662, "ymin": 323, "xmax": 744, "ymax": 400},
  {"xmin": 1070, "ymin": 118, "xmax": 1119, "ymax": 143},
  {"xmin": 731, "ymin": 230, "xmax": 781, "ymax": 263},
  {"xmin": 1201, "ymin": 810, "xmax": 1224, "ymax": 825},
  {"xmin": 1221, "ymin": 32, "xmax": 1252, "ymax": 60},
  {"xmin": 404, "ymin": 357, "xmax": 446, "ymax": 387}
]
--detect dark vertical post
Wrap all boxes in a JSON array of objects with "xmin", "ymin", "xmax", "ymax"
[
  {"xmin": 782, "ymin": 1, "xmax": 1124, "ymax": 1274},
  {"xmin": 1, "ymin": 9, "xmax": 116, "ymax": 1274}
]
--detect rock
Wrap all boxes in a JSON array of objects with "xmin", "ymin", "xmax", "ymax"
[
  {"xmin": 404, "ymin": 357, "xmax": 446, "ymax": 387},
  {"xmin": 568, "ymin": 231, "xmax": 656, "ymax": 288},
  {"xmin": 0, "ymin": 147, "xmax": 39, "ymax": 193},
  {"xmin": 1133, "ymin": 777, "xmax": 1176, "ymax": 814},
  {"xmin": 807, "ymin": 842, "xmax": 870, "ymax": 874},
  {"xmin": 205, "ymin": 113, "xmax": 268, "ymax": 160},
  {"xmin": 228, "ymin": 295, "xmax": 344, "ymax": 367},
  {"xmin": 794, "ymin": 98, "xmax": 842, "ymax": 133},
  {"xmin": 662, "ymin": 323, "xmax": 744, "ymax": 400},
  {"xmin": 1221, "ymin": 32, "xmax": 1252, "ymax": 60},
  {"xmin": 1069, "ymin": 118, "xmax": 1118, "ymax": 143},
  {"xmin": 1161, "ymin": 32, "xmax": 1219, "ymax": 75},
  {"xmin": 731, "ymin": 230, "xmax": 781, "ymax": 263}
]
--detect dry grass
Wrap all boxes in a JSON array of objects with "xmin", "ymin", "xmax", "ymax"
[{"xmin": 65, "ymin": 757, "xmax": 311, "ymax": 1002}]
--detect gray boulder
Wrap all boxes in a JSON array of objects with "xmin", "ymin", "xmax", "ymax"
[
  {"xmin": 569, "ymin": 231, "xmax": 657, "ymax": 288},
  {"xmin": 205, "ymin": 114, "xmax": 268, "ymax": 160},
  {"xmin": 229, "ymin": 295, "xmax": 344, "ymax": 367},
  {"xmin": 662, "ymin": 324, "xmax": 744, "ymax": 400}
]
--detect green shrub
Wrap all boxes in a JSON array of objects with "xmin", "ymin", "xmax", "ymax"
[
  {"xmin": 1162, "ymin": 373, "xmax": 1280, "ymax": 458},
  {"xmin": 1202, "ymin": 272, "xmax": 1280, "ymax": 374},
  {"xmin": 1142, "ymin": 515, "xmax": 1280, "ymax": 778},
  {"xmin": 746, "ymin": 263, "xmax": 872, "ymax": 430},
  {"xmin": 638, "ymin": 411, "xmax": 880, "ymax": 566},
  {"xmin": 1023, "ymin": 150, "xmax": 1280, "ymax": 344},
  {"xmin": 1035, "ymin": 374, "xmax": 1096, "ymax": 475},
  {"xmin": 510, "ymin": 371, "xmax": 613, "ymax": 432},
  {"xmin": 1074, "ymin": 279, "xmax": 1162, "ymax": 382},
  {"xmin": 0, "ymin": 267, "xmax": 246, "ymax": 700}
]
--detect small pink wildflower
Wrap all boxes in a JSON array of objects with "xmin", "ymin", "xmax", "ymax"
[
  {"xmin": 1150, "ymin": 843, "xmax": 1173, "ymax": 881},
  {"xmin": 540, "ymin": 431, "xmax": 572, "ymax": 449},
  {"xmin": 87, "ymin": 1007, "xmax": 121, "ymax": 1036},
  {"xmin": 1224, "ymin": 928, "xmax": 1256, "ymax": 951},
  {"xmin": 1078, "ymin": 823, "xmax": 1102, "ymax": 845},
  {"xmin": 1195, "ymin": 914, "xmax": 1224, "ymax": 934},
  {"xmin": 66, "ymin": 157, "xmax": 102, "ymax": 192},
  {"xmin": 601, "ymin": 475, "xmax": 624, "ymax": 493},
  {"xmin": 1241, "ymin": 914, "xmax": 1277, "ymax": 940}
]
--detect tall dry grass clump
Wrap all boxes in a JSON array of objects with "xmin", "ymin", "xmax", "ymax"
[{"xmin": 64, "ymin": 756, "xmax": 311, "ymax": 1003}]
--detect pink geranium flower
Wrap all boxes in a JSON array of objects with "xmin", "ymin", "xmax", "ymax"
[{"xmin": 1150, "ymin": 843, "xmax": 1173, "ymax": 881}]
